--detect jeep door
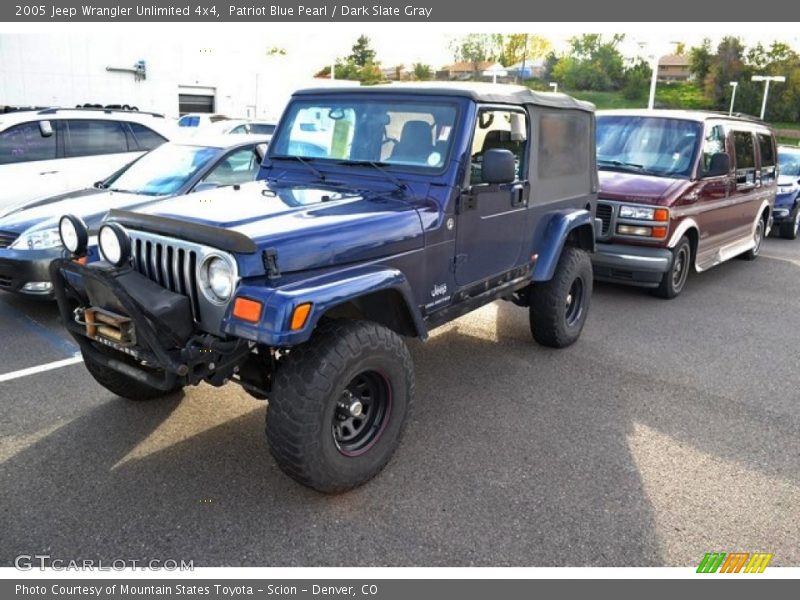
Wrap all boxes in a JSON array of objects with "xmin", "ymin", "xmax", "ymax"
[{"xmin": 454, "ymin": 106, "xmax": 529, "ymax": 286}]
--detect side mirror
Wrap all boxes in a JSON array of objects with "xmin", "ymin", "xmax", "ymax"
[
  {"xmin": 481, "ymin": 149, "xmax": 516, "ymax": 184},
  {"xmin": 193, "ymin": 181, "xmax": 219, "ymax": 193},
  {"xmin": 39, "ymin": 120, "xmax": 53, "ymax": 138},
  {"xmin": 704, "ymin": 152, "xmax": 730, "ymax": 178}
]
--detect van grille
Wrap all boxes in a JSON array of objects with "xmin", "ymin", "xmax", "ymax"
[
  {"xmin": 596, "ymin": 203, "xmax": 613, "ymax": 236},
  {"xmin": 0, "ymin": 230, "xmax": 19, "ymax": 248}
]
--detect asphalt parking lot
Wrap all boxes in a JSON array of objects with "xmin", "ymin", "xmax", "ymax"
[{"xmin": 1, "ymin": 237, "xmax": 798, "ymax": 568}]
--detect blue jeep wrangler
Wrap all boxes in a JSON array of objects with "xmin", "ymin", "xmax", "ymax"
[{"xmin": 51, "ymin": 84, "xmax": 598, "ymax": 492}]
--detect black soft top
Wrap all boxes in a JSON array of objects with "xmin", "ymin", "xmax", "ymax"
[{"xmin": 293, "ymin": 82, "xmax": 595, "ymax": 113}]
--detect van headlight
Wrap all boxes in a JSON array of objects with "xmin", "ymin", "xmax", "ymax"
[
  {"xmin": 199, "ymin": 254, "xmax": 236, "ymax": 303},
  {"xmin": 10, "ymin": 228, "xmax": 62, "ymax": 250}
]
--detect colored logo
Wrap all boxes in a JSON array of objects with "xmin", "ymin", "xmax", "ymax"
[{"xmin": 697, "ymin": 552, "xmax": 773, "ymax": 573}]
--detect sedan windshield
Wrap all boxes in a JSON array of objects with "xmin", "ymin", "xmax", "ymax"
[
  {"xmin": 106, "ymin": 144, "xmax": 219, "ymax": 195},
  {"xmin": 596, "ymin": 116, "xmax": 702, "ymax": 178},
  {"xmin": 778, "ymin": 151, "xmax": 800, "ymax": 177},
  {"xmin": 270, "ymin": 98, "xmax": 458, "ymax": 170}
]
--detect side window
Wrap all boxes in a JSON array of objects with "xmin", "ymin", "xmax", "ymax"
[
  {"xmin": 470, "ymin": 109, "xmax": 528, "ymax": 184},
  {"xmin": 758, "ymin": 133, "xmax": 776, "ymax": 183},
  {"xmin": 229, "ymin": 125, "xmax": 248, "ymax": 134},
  {"xmin": 701, "ymin": 125, "xmax": 726, "ymax": 173},
  {"xmin": 65, "ymin": 120, "xmax": 129, "ymax": 157},
  {"xmin": 128, "ymin": 122, "xmax": 167, "ymax": 151},
  {"xmin": 203, "ymin": 147, "xmax": 261, "ymax": 186},
  {"xmin": 733, "ymin": 131, "xmax": 756, "ymax": 186},
  {"xmin": 537, "ymin": 112, "xmax": 588, "ymax": 179},
  {"xmin": 0, "ymin": 121, "xmax": 57, "ymax": 165}
]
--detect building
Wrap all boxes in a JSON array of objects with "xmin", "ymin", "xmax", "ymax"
[
  {"xmin": 657, "ymin": 55, "xmax": 692, "ymax": 82},
  {"xmin": 506, "ymin": 59, "xmax": 546, "ymax": 80},
  {"xmin": 437, "ymin": 61, "xmax": 505, "ymax": 80},
  {"xmin": 0, "ymin": 34, "xmax": 348, "ymax": 121}
]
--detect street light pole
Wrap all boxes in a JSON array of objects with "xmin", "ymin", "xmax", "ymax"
[
  {"xmin": 751, "ymin": 75, "xmax": 786, "ymax": 120},
  {"xmin": 549, "ymin": 82, "xmax": 558, "ymax": 93},
  {"xmin": 729, "ymin": 81, "xmax": 738, "ymax": 116},
  {"xmin": 647, "ymin": 54, "xmax": 658, "ymax": 109}
]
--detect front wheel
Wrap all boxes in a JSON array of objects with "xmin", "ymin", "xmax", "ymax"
[
  {"xmin": 266, "ymin": 319, "xmax": 414, "ymax": 493},
  {"xmin": 653, "ymin": 236, "xmax": 691, "ymax": 299},
  {"xmin": 529, "ymin": 247, "xmax": 592, "ymax": 348},
  {"xmin": 779, "ymin": 208, "xmax": 800, "ymax": 240}
]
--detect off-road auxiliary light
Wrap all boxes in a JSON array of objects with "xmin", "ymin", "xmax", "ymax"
[
  {"xmin": 58, "ymin": 214, "xmax": 89, "ymax": 257},
  {"xmin": 98, "ymin": 223, "xmax": 131, "ymax": 267}
]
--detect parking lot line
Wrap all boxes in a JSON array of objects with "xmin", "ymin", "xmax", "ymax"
[
  {"xmin": 0, "ymin": 355, "xmax": 83, "ymax": 383},
  {"xmin": 0, "ymin": 299, "xmax": 79, "ymax": 358}
]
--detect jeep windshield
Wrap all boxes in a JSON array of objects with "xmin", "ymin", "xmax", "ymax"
[
  {"xmin": 104, "ymin": 143, "xmax": 219, "ymax": 196},
  {"xmin": 596, "ymin": 115, "xmax": 701, "ymax": 179},
  {"xmin": 269, "ymin": 99, "xmax": 458, "ymax": 171}
]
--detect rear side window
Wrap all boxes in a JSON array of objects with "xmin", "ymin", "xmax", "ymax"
[
  {"xmin": 178, "ymin": 116, "xmax": 200, "ymax": 127},
  {"xmin": 65, "ymin": 120, "xmax": 129, "ymax": 157},
  {"xmin": 733, "ymin": 131, "xmax": 756, "ymax": 185},
  {"xmin": 0, "ymin": 121, "xmax": 57, "ymax": 165},
  {"xmin": 758, "ymin": 133, "xmax": 776, "ymax": 183},
  {"xmin": 128, "ymin": 122, "xmax": 167, "ymax": 151},
  {"xmin": 538, "ymin": 112, "xmax": 588, "ymax": 179}
]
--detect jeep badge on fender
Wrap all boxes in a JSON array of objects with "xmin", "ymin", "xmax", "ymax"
[{"xmin": 50, "ymin": 83, "xmax": 598, "ymax": 493}]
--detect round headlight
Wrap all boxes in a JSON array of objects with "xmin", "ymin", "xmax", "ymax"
[
  {"xmin": 58, "ymin": 214, "xmax": 88, "ymax": 256},
  {"xmin": 200, "ymin": 255, "xmax": 235, "ymax": 303},
  {"xmin": 98, "ymin": 223, "xmax": 130, "ymax": 267}
]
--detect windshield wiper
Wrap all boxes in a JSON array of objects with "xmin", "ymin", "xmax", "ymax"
[
  {"xmin": 598, "ymin": 159, "xmax": 648, "ymax": 173},
  {"xmin": 337, "ymin": 160, "xmax": 407, "ymax": 191},
  {"xmin": 276, "ymin": 155, "xmax": 326, "ymax": 181}
]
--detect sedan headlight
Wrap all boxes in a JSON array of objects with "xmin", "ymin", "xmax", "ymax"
[
  {"xmin": 10, "ymin": 228, "xmax": 62, "ymax": 250},
  {"xmin": 199, "ymin": 254, "xmax": 236, "ymax": 303}
]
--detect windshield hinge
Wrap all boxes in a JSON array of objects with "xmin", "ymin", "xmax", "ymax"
[{"xmin": 262, "ymin": 248, "xmax": 280, "ymax": 280}]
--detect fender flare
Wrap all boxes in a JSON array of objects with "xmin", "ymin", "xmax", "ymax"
[
  {"xmin": 222, "ymin": 264, "xmax": 427, "ymax": 346},
  {"xmin": 668, "ymin": 217, "xmax": 700, "ymax": 249},
  {"xmin": 532, "ymin": 209, "xmax": 596, "ymax": 282}
]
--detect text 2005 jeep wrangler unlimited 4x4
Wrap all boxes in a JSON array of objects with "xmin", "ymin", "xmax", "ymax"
[{"xmin": 52, "ymin": 84, "xmax": 598, "ymax": 492}]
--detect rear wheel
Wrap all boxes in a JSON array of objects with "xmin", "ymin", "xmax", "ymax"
[
  {"xmin": 653, "ymin": 236, "xmax": 691, "ymax": 299},
  {"xmin": 82, "ymin": 348, "xmax": 182, "ymax": 401},
  {"xmin": 779, "ymin": 208, "xmax": 800, "ymax": 240},
  {"xmin": 266, "ymin": 319, "xmax": 414, "ymax": 493},
  {"xmin": 529, "ymin": 247, "xmax": 592, "ymax": 348},
  {"xmin": 742, "ymin": 216, "xmax": 765, "ymax": 260}
]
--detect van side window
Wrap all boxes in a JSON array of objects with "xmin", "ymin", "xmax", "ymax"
[
  {"xmin": 128, "ymin": 122, "xmax": 167, "ymax": 151},
  {"xmin": 701, "ymin": 125, "xmax": 726, "ymax": 173},
  {"xmin": 470, "ymin": 109, "xmax": 528, "ymax": 184},
  {"xmin": 0, "ymin": 122, "xmax": 57, "ymax": 165},
  {"xmin": 733, "ymin": 131, "xmax": 756, "ymax": 186},
  {"xmin": 758, "ymin": 133, "xmax": 776, "ymax": 183}
]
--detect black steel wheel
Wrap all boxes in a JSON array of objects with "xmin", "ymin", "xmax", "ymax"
[
  {"xmin": 266, "ymin": 319, "xmax": 414, "ymax": 493},
  {"xmin": 654, "ymin": 236, "xmax": 691, "ymax": 299}
]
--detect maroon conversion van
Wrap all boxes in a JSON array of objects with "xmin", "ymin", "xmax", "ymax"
[{"xmin": 592, "ymin": 109, "xmax": 777, "ymax": 298}]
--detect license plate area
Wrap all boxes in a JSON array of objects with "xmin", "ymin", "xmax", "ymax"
[{"xmin": 84, "ymin": 307, "xmax": 136, "ymax": 346}]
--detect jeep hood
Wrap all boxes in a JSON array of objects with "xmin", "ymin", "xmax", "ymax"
[
  {"xmin": 129, "ymin": 181, "xmax": 424, "ymax": 277},
  {"xmin": 598, "ymin": 171, "xmax": 685, "ymax": 205}
]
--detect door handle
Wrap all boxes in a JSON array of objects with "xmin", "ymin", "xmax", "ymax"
[
  {"xmin": 510, "ymin": 185, "xmax": 526, "ymax": 208},
  {"xmin": 39, "ymin": 170, "xmax": 59, "ymax": 175}
]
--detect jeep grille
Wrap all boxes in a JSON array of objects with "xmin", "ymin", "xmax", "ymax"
[{"xmin": 127, "ymin": 229, "xmax": 235, "ymax": 335}]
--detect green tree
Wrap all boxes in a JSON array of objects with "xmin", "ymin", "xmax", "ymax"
[
  {"xmin": 622, "ymin": 59, "xmax": 652, "ymax": 101},
  {"xmin": 450, "ymin": 33, "xmax": 502, "ymax": 74},
  {"xmin": 551, "ymin": 34, "xmax": 626, "ymax": 91},
  {"xmin": 348, "ymin": 35, "xmax": 377, "ymax": 67},
  {"xmin": 501, "ymin": 34, "xmax": 552, "ymax": 67},
  {"xmin": 688, "ymin": 39, "xmax": 713, "ymax": 85},
  {"xmin": 412, "ymin": 62, "xmax": 432, "ymax": 81}
]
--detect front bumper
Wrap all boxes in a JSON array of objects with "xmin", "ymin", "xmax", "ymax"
[
  {"xmin": 0, "ymin": 247, "xmax": 62, "ymax": 297},
  {"xmin": 591, "ymin": 242, "xmax": 673, "ymax": 288},
  {"xmin": 51, "ymin": 258, "xmax": 251, "ymax": 390}
]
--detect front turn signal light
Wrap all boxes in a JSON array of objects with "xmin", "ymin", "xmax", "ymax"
[
  {"xmin": 233, "ymin": 297, "xmax": 263, "ymax": 323},
  {"xmin": 290, "ymin": 303, "xmax": 312, "ymax": 331},
  {"xmin": 653, "ymin": 208, "xmax": 670, "ymax": 222},
  {"xmin": 652, "ymin": 226, "xmax": 668, "ymax": 238}
]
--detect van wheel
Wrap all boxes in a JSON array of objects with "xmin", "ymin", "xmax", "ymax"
[
  {"xmin": 653, "ymin": 236, "xmax": 691, "ymax": 299},
  {"xmin": 82, "ymin": 349, "xmax": 182, "ymax": 401},
  {"xmin": 779, "ymin": 208, "xmax": 800, "ymax": 240},
  {"xmin": 529, "ymin": 247, "xmax": 592, "ymax": 348},
  {"xmin": 742, "ymin": 216, "xmax": 765, "ymax": 260},
  {"xmin": 266, "ymin": 320, "xmax": 414, "ymax": 493}
]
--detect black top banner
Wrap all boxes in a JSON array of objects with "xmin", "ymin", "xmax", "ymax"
[{"xmin": 3, "ymin": 0, "xmax": 799, "ymax": 21}]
